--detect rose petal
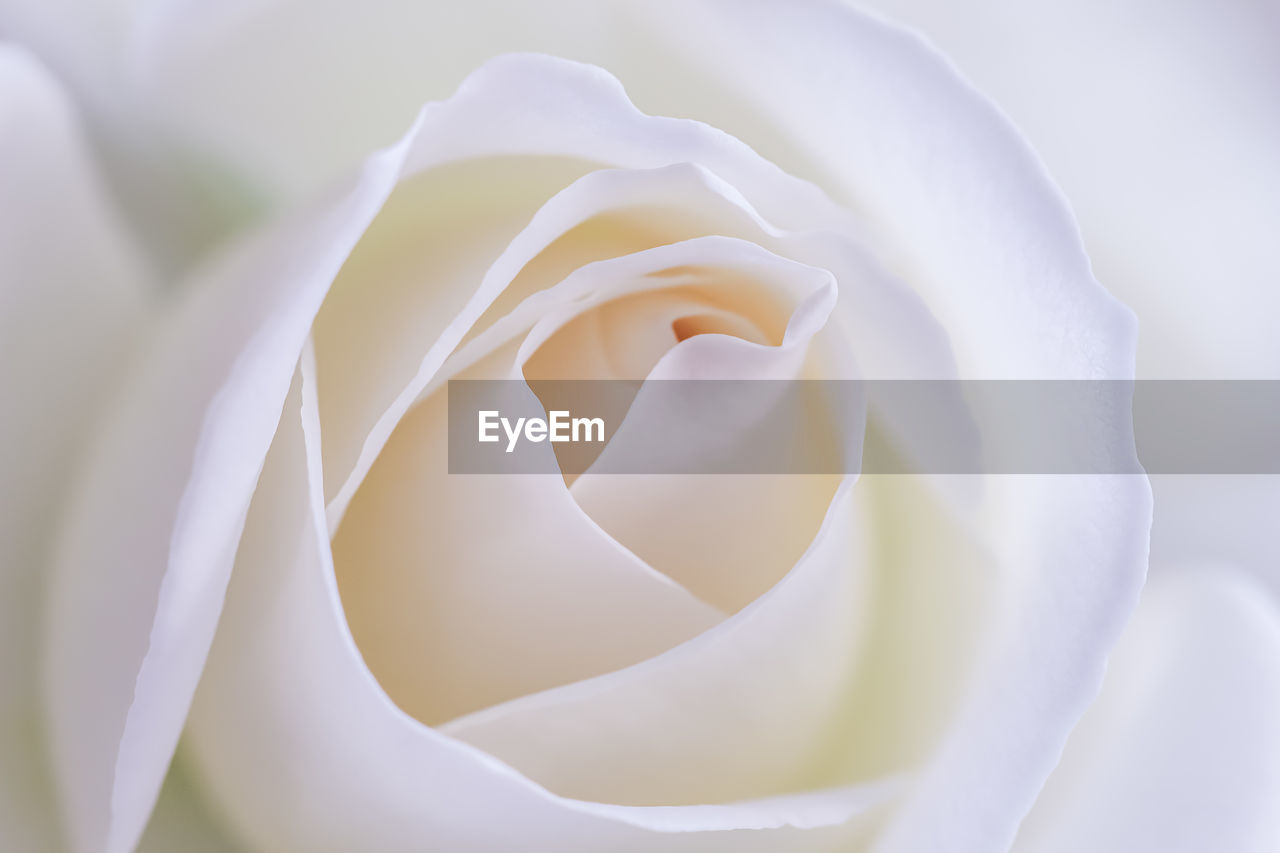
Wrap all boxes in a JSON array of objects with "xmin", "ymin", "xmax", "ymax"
[
  {"xmin": 512, "ymin": 236, "xmax": 836, "ymax": 381},
  {"xmin": 441, "ymin": 479, "xmax": 872, "ymax": 806},
  {"xmin": 543, "ymin": 242, "xmax": 843, "ymax": 612},
  {"xmin": 444, "ymin": 465, "xmax": 1027, "ymax": 815},
  {"xmin": 1014, "ymin": 570, "xmax": 1280, "ymax": 852},
  {"xmin": 864, "ymin": 474, "xmax": 1151, "ymax": 852},
  {"xmin": 858, "ymin": 0, "xmax": 1280, "ymax": 379},
  {"xmin": 311, "ymin": 155, "xmax": 601, "ymax": 505},
  {"xmin": 44, "ymin": 94, "xmax": 415, "ymax": 853},
  {"xmin": 0, "ymin": 46, "xmax": 149, "ymax": 853},
  {"xmin": 853, "ymin": 0, "xmax": 1280, "ymax": 702},
  {"xmin": 634, "ymin": 0, "xmax": 1135, "ymax": 381},
  {"xmin": 332, "ymin": 340, "xmax": 724, "ymax": 725}
]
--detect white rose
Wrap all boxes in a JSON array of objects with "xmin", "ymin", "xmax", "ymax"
[{"xmin": 0, "ymin": 3, "xmax": 1275, "ymax": 853}]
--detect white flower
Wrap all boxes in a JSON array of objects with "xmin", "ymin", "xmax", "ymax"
[{"xmin": 0, "ymin": 2, "xmax": 1276, "ymax": 853}]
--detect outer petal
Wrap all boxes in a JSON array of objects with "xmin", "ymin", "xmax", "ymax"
[
  {"xmin": 1014, "ymin": 570, "xmax": 1280, "ymax": 852},
  {"xmin": 44, "ymin": 91, "xmax": 412, "ymax": 853},
  {"xmin": 0, "ymin": 46, "xmax": 149, "ymax": 853},
  {"xmin": 859, "ymin": 0, "xmax": 1280, "ymax": 379},
  {"xmin": 857, "ymin": 0, "xmax": 1280, "ymax": 639},
  {"xmin": 854, "ymin": 0, "xmax": 1280, "ymax": 644},
  {"xmin": 634, "ymin": 0, "xmax": 1133, "ymax": 380}
]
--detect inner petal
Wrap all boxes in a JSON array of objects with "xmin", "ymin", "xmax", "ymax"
[
  {"xmin": 331, "ymin": 341, "xmax": 724, "ymax": 726},
  {"xmin": 313, "ymin": 155, "xmax": 600, "ymax": 503},
  {"xmin": 441, "ymin": 479, "xmax": 874, "ymax": 807},
  {"xmin": 509, "ymin": 249, "xmax": 845, "ymax": 614},
  {"xmin": 672, "ymin": 312, "xmax": 765, "ymax": 343}
]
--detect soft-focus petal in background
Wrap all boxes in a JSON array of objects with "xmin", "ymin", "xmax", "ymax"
[
  {"xmin": 0, "ymin": 44, "xmax": 150, "ymax": 853},
  {"xmin": 135, "ymin": 755, "xmax": 245, "ymax": 853},
  {"xmin": 0, "ymin": 0, "xmax": 270, "ymax": 273},
  {"xmin": 1014, "ymin": 569, "xmax": 1280, "ymax": 853}
]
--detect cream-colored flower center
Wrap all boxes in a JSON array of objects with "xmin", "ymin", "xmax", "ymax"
[{"xmin": 316, "ymin": 155, "xmax": 982, "ymax": 808}]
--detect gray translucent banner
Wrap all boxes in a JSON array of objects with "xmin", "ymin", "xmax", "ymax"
[{"xmin": 447, "ymin": 380, "xmax": 1280, "ymax": 475}]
